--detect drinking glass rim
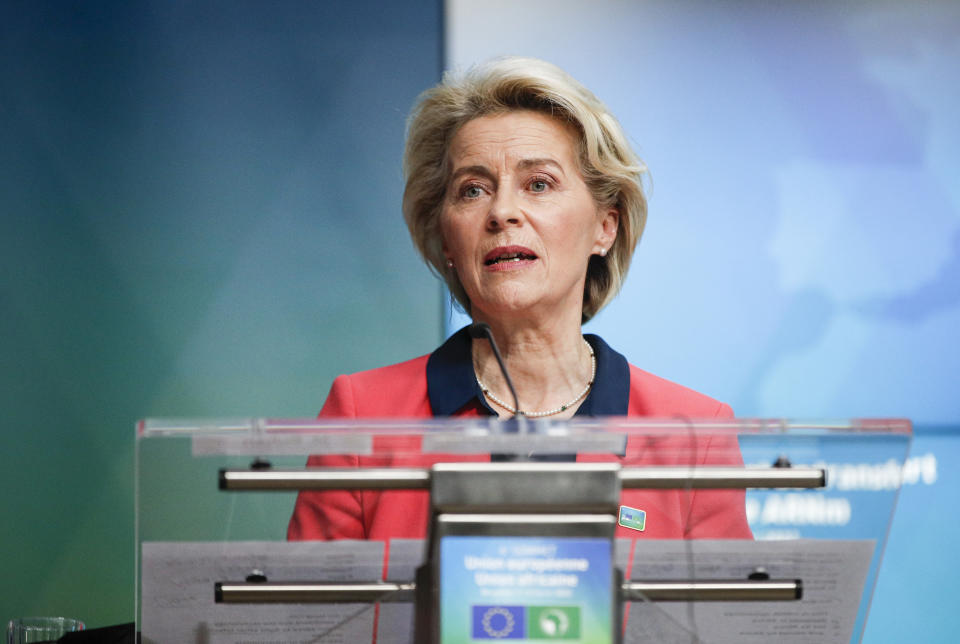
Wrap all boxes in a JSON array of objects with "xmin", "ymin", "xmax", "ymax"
[{"xmin": 7, "ymin": 616, "xmax": 85, "ymax": 629}]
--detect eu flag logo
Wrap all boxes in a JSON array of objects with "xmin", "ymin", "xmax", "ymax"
[{"xmin": 472, "ymin": 605, "xmax": 526, "ymax": 639}]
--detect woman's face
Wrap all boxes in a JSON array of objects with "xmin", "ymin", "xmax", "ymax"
[{"xmin": 440, "ymin": 110, "xmax": 618, "ymax": 321}]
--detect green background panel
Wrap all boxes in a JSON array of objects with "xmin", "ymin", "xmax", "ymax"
[{"xmin": 1, "ymin": 0, "xmax": 443, "ymax": 627}]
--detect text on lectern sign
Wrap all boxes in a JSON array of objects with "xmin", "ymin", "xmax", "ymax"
[{"xmin": 440, "ymin": 536, "xmax": 612, "ymax": 643}]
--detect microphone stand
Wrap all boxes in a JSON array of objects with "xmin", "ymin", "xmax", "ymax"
[{"xmin": 468, "ymin": 322, "xmax": 530, "ymax": 445}]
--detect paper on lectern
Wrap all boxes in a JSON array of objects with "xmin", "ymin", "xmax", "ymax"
[
  {"xmin": 140, "ymin": 540, "xmax": 382, "ymax": 644},
  {"xmin": 625, "ymin": 539, "xmax": 874, "ymax": 644}
]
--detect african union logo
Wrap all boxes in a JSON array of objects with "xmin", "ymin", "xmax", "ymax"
[
  {"xmin": 471, "ymin": 605, "xmax": 525, "ymax": 639},
  {"xmin": 528, "ymin": 606, "xmax": 581, "ymax": 640}
]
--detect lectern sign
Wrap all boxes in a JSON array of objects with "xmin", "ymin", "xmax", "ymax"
[{"xmin": 440, "ymin": 536, "xmax": 612, "ymax": 643}]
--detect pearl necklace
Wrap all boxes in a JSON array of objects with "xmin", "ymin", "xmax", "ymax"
[{"xmin": 475, "ymin": 339, "xmax": 596, "ymax": 418}]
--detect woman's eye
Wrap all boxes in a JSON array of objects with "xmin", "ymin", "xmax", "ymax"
[
  {"xmin": 461, "ymin": 184, "xmax": 483, "ymax": 199},
  {"xmin": 529, "ymin": 179, "xmax": 549, "ymax": 193}
]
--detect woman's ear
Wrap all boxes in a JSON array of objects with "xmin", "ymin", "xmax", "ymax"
[
  {"xmin": 440, "ymin": 238, "xmax": 451, "ymax": 267},
  {"xmin": 594, "ymin": 207, "xmax": 619, "ymax": 255}
]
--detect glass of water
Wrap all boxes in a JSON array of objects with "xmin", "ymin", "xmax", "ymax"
[{"xmin": 7, "ymin": 617, "xmax": 84, "ymax": 643}]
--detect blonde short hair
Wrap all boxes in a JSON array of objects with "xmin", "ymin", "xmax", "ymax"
[{"xmin": 402, "ymin": 57, "xmax": 647, "ymax": 323}]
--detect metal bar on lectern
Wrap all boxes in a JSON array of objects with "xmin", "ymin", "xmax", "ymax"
[
  {"xmin": 622, "ymin": 579, "xmax": 802, "ymax": 602},
  {"xmin": 618, "ymin": 466, "xmax": 826, "ymax": 489},
  {"xmin": 215, "ymin": 582, "xmax": 416, "ymax": 603},
  {"xmin": 214, "ymin": 580, "xmax": 802, "ymax": 604},
  {"xmin": 219, "ymin": 465, "xmax": 825, "ymax": 491},
  {"xmin": 219, "ymin": 467, "xmax": 431, "ymax": 490}
]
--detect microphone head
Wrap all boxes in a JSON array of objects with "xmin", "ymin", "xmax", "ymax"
[{"xmin": 467, "ymin": 322, "xmax": 491, "ymax": 339}]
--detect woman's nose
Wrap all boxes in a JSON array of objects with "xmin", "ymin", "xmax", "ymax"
[{"xmin": 486, "ymin": 189, "xmax": 523, "ymax": 229}]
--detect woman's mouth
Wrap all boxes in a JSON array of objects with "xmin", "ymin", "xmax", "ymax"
[{"xmin": 484, "ymin": 246, "xmax": 538, "ymax": 267}]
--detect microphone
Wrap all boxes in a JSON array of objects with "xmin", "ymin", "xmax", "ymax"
[
  {"xmin": 468, "ymin": 322, "xmax": 523, "ymax": 417},
  {"xmin": 470, "ymin": 323, "xmax": 575, "ymax": 463}
]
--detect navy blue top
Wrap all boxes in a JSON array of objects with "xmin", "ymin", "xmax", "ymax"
[{"xmin": 426, "ymin": 326, "xmax": 630, "ymax": 417}]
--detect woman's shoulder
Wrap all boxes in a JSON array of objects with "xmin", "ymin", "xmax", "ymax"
[
  {"xmin": 626, "ymin": 363, "xmax": 734, "ymax": 418},
  {"xmin": 337, "ymin": 353, "xmax": 431, "ymax": 386},
  {"xmin": 320, "ymin": 354, "xmax": 432, "ymax": 418}
]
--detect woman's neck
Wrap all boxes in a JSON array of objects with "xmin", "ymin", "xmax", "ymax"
[{"xmin": 470, "ymin": 312, "xmax": 593, "ymax": 419}]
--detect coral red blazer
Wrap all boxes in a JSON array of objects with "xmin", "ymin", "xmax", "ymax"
[{"xmin": 288, "ymin": 331, "xmax": 753, "ymax": 542}]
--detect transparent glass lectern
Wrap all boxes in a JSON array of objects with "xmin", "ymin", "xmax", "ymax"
[{"xmin": 136, "ymin": 418, "xmax": 910, "ymax": 644}]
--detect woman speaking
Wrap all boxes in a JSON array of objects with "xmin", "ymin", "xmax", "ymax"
[{"xmin": 289, "ymin": 57, "xmax": 752, "ymax": 541}]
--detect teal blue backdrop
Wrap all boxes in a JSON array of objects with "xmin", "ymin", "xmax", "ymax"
[
  {"xmin": 1, "ymin": 0, "xmax": 443, "ymax": 627},
  {"xmin": 443, "ymin": 2, "xmax": 960, "ymax": 641}
]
